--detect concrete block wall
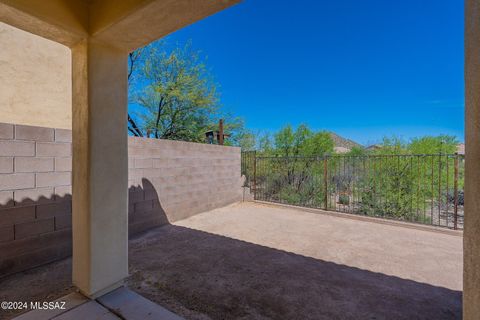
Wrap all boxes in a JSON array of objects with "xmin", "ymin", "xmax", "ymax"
[
  {"xmin": 127, "ymin": 137, "xmax": 243, "ymax": 235},
  {"xmin": 0, "ymin": 123, "xmax": 242, "ymax": 276},
  {"xmin": 0, "ymin": 123, "xmax": 72, "ymax": 276}
]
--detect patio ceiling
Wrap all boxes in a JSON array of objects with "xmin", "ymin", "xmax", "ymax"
[{"xmin": 0, "ymin": 0, "xmax": 239, "ymax": 51}]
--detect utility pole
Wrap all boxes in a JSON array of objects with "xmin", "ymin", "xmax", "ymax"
[{"xmin": 218, "ymin": 119, "xmax": 224, "ymax": 145}]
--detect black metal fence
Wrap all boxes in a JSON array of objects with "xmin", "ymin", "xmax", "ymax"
[
  {"xmin": 241, "ymin": 152, "xmax": 465, "ymax": 229},
  {"xmin": 241, "ymin": 150, "xmax": 256, "ymax": 187}
]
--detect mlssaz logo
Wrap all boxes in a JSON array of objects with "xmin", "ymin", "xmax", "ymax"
[{"xmin": 30, "ymin": 301, "xmax": 66, "ymax": 310}]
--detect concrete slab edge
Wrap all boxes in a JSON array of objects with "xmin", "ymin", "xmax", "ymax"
[{"xmin": 254, "ymin": 200, "xmax": 463, "ymax": 237}]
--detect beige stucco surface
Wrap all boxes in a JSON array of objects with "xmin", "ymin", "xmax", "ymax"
[
  {"xmin": 0, "ymin": 22, "xmax": 72, "ymax": 129},
  {"xmin": 71, "ymin": 39, "xmax": 129, "ymax": 298},
  {"xmin": 464, "ymin": 0, "xmax": 480, "ymax": 318}
]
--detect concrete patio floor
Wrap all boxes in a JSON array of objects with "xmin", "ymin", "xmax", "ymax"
[
  {"xmin": 176, "ymin": 202, "xmax": 463, "ymax": 290},
  {"xmin": 11, "ymin": 287, "xmax": 182, "ymax": 320},
  {"xmin": 0, "ymin": 202, "xmax": 462, "ymax": 319},
  {"xmin": 0, "ymin": 264, "xmax": 189, "ymax": 320}
]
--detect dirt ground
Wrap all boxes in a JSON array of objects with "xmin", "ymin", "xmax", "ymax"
[{"xmin": 0, "ymin": 202, "xmax": 462, "ymax": 320}]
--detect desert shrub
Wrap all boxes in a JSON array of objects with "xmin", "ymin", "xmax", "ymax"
[{"xmin": 338, "ymin": 195, "xmax": 350, "ymax": 205}]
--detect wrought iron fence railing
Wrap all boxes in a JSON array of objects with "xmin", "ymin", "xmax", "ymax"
[{"xmin": 241, "ymin": 152, "xmax": 464, "ymax": 229}]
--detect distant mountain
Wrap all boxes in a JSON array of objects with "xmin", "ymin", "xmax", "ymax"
[{"xmin": 328, "ymin": 132, "xmax": 362, "ymax": 150}]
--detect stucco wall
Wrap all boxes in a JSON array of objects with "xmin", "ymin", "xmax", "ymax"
[
  {"xmin": 0, "ymin": 123, "xmax": 243, "ymax": 277},
  {"xmin": 0, "ymin": 22, "xmax": 72, "ymax": 129},
  {"xmin": 465, "ymin": 0, "xmax": 480, "ymax": 317}
]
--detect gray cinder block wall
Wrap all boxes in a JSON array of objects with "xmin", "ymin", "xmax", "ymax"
[{"xmin": 0, "ymin": 123, "xmax": 243, "ymax": 277}]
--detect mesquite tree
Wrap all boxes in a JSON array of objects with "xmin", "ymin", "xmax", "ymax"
[{"xmin": 128, "ymin": 41, "xmax": 247, "ymax": 144}]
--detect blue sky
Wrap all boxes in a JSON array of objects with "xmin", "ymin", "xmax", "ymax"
[{"xmin": 133, "ymin": 0, "xmax": 464, "ymax": 145}]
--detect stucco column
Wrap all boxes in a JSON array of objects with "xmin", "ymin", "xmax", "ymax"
[
  {"xmin": 465, "ymin": 0, "xmax": 480, "ymax": 317},
  {"xmin": 71, "ymin": 39, "xmax": 128, "ymax": 298}
]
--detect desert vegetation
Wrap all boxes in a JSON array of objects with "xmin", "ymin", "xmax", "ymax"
[{"xmin": 243, "ymin": 125, "xmax": 464, "ymax": 228}]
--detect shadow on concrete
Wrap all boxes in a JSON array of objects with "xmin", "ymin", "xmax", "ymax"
[
  {"xmin": 127, "ymin": 179, "xmax": 462, "ymax": 320},
  {"xmin": 0, "ymin": 179, "xmax": 463, "ymax": 320}
]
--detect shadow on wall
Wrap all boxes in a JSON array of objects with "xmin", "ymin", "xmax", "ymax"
[
  {"xmin": 128, "ymin": 178, "xmax": 170, "ymax": 237},
  {"xmin": 0, "ymin": 191, "xmax": 73, "ymax": 277},
  {"xmin": 0, "ymin": 178, "xmax": 173, "ymax": 278}
]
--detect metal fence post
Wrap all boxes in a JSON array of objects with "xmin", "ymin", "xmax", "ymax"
[
  {"xmin": 454, "ymin": 154, "xmax": 459, "ymax": 230},
  {"xmin": 324, "ymin": 156, "xmax": 328, "ymax": 210},
  {"xmin": 253, "ymin": 151, "xmax": 257, "ymax": 200},
  {"xmin": 241, "ymin": 151, "xmax": 244, "ymax": 176}
]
